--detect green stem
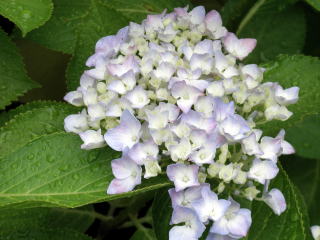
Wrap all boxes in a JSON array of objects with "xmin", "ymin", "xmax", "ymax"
[
  {"xmin": 120, "ymin": 216, "xmax": 152, "ymax": 228},
  {"xmin": 236, "ymin": 0, "xmax": 267, "ymax": 35},
  {"xmin": 129, "ymin": 213, "xmax": 154, "ymax": 240}
]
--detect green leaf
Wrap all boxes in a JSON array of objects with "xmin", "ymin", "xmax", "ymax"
[
  {"xmin": 283, "ymin": 156, "xmax": 320, "ymax": 225},
  {"xmin": 285, "ymin": 114, "xmax": 320, "ymax": 159},
  {"xmin": 0, "ymin": 28, "xmax": 39, "ymax": 110},
  {"xmin": 25, "ymin": 0, "xmax": 91, "ymax": 54},
  {"xmin": 305, "ymin": 0, "xmax": 320, "ymax": 11},
  {"xmin": 103, "ymin": 0, "xmax": 191, "ymax": 22},
  {"xmin": 0, "ymin": 102, "xmax": 77, "ymax": 158},
  {"xmin": 0, "ymin": 228, "xmax": 92, "ymax": 240},
  {"xmin": 0, "ymin": 132, "xmax": 169, "ymax": 208},
  {"xmin": 236, "ymin": 0, "xmax": 305, "ymax": 63},
  {"xmin": 246, "ymin": 166, "xmax": 312, "ymax": 240},
  {"xmin": 261, "ymin": 55, "xmax": 320, "ymax": 158},
  {"xmin": 25, "ymin": 15, "xmax": 76, "ymax": 54},
  {"xmin": 221, "ymin": 0, "xmax": 257, "ymax": 30},
  {"xmin": 0, "ymin": 100, "xmax": 68, "ymax": 126},
  {"xmin": 152, "ymin": 167, "xmax": 312, "ymax": 240},
  {"xmin": 0, "ymin": 205, "xmax": 94, "ymax": 233},
  {"xmin": 152, "ymin": 187, "xmax": 171, "ymax": 240},
  {"xmin": 0, "ymin": 0, "xmax": 53, "ymax": 36},
  {"xmin": 130, "ymin": 229, "xmax": 156, "ymax": 240}
]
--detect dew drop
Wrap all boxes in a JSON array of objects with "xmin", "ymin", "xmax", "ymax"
[
  {"xmin": 59, "ymin": 164, "xmax": 69, "ymax": 172},
  {"xmin": 22, "ymin": 10, "xmax": 31, "ymax": 20},
  {"xmin": 290, "ymin": 212, "xmax": 298, "ymax": 221},
  {"xmin": 45, "ymin": 124, "xmax": 55, "ymax": 133},
  {"xmin": 46, "ymin": 156, "xmax": 55, "ymax": 163},
  {"xmin": 27, "ymin": 153, "xmax": 35, "ymax": 160},
  {"xmin": 11, "ymin": 163, "xmax": 18, "ymax": 170},
  {"xmin": 87, "ymin": 152, "xmax": 96, "ymax": 163},
  {"xmin": 72, "ymin": 174, "xmax": 80, "ymax": 180}
]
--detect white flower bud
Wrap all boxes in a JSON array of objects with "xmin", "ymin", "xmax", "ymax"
[
  {"xmin": 244, "ymin": 186, "xmax": 260, "ymax": 201},
  {"xmin": 207, "ymin": 162, "xmax": 222, "ymax": 177},
  {"xmin": 219, "ymin": 163, "xmax": 236, "ymax": 182}
]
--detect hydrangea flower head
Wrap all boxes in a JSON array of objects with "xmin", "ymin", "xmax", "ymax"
[{"xmin": 64, "ymin": 5, "xmax": 299, "ymax": 240}]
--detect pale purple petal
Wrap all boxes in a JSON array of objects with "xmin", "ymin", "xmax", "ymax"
[
  {"xmin": 64, "ymin": 112, "xmax": 88, "ymax": 134},
  {"xmin": 190, "ymin": 53, "xmax": 214, "ymax": 75},
  {"xmin": 111, "ymin": 156, "xmax": 139, "ymax": 179},
  {"xmin": 219, "ymin": 114, "xmax": 250, "ymax": 141},
  {"xmin": 64, "ymin": 91, "xmax": 83, "ymax": 107},
  {"xmin": 167, "ymin": 163, "xmax": 200, "ymax": 191},
  {"xmin": 107, "ymin": 80, "xmax": 126, "ymax": 94},
  {"xmin": 107, "ymin": 56, "xmax": 139, "ymax": 77},
  {"xmin": 264, "ymin": 188, "xmax": 286, "ymax": 215},
  {"xmin": 171, "ymin": 82, "xmax": 203, "ymax": 113},
  {"xmin": 213, "ymin": 98, "xmax": 235, "ymax": 122},
  {"xmin": 223, "ymin": 33, "xmax": 256, "ymax": 60},
  {"xmin": 79, "ymin": 129, "xmax": 106, "ymax": 149},
  {"xmin": 211, "ymin": 218, "xmax": 229, "ymax": 235},
  {"xmin": 170, "ymin": 206, "xmax": 205, "ymax": 239},
  {"xmin": 189, "ymin": 6, "xmax": 206, "ymax": 25},
  {"xmin": 104, "ymin": 110, "xmax": 141, "ymax": 151},
  {"xmin": 275, "ymin": 85, "xmax": 299, "ymax": 105},
  {"xmin": 181, "ymin": 110, "xmax": 217, "ymax": 133},
  {"xmin": 228, "ymin": 210, "xmax": 251, "ymax": 238},
  {"xmin": 169, "ymin": 184, "xmax": 205, "ymax": 208},
  {"xmin": 248, "ymin": 159, "xmax": 279, "ymax": 184},
  {"xmin": 194, "ymin": 39, "xmax": 214, "ymax": 55},
  {"xmin": 205, "ymin": 10, "xmax": 222, "ymax": 33},
  {"xmin": 128, "ymin": 141, "xmax": 159, "ymax": 165},
  {"xmin": 124, "ymin": 86, "xmax": 150, "ymax": 109},
  {"xmin": 107, "ymin": 176, "xmax": 140, "ymax": 194},
  {"xmin": 259, "ymin": 136, "xmax": 282, "ymax": 162}
]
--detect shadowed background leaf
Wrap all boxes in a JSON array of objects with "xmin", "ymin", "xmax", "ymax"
[
  {"xmin": 0, "ymin": 28, "xmax": 39, "ymax": 110},
  {"xmin": 0, "ymin": 0, "xmax": 53, "ymax": 36}
]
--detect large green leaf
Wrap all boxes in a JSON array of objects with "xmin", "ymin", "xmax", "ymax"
[
  {"xmin": 0, "ymin": 0, "xmax": 53, "ymax": 36},
  {"xmin": 221, "ymin": 0, "xmax": 257, "ymax": 30},
  {"xmin": 305, "ymin": 0, "xmax": 320, "ymax": 11},
  {"xmin": 0, "ymin": 132, "xmax": 169, "ymax": 208},
  {"xmin": 152, "ymin": 187, "xmax": 171, "ymax": 240},
  {"xmin": 0, "ymin": 100, "xmax": 69, "ymax": 127},
  {"xmin": 103, "ymin": 0, "xmax": 191, "ymax": 22},
  {"xmin": 0, "ymin": 102, "xmax": 77, "ymax": 158},
  {"xmin": 0, "ymin": 28, "xmax": 39, "ymax": 110},
  {"xmin": 152, "ymin": 167, "xmax": 311, "ymax": 240},
  {"xmin": 261, "ymin": 55, "xmax": 320, "ymax": 158},
  {"xmin": 285, "ymin": 114, "xmax": 320, "ymax": 159},
  {"xmin": 25, "ymin": 0, "xmax": 91, "ymax": 54},
  {"xmin": 236, "ymin": 0, "xmax": 305, "ymax": 63},
  {"xmin": 0, "ymin": 205, "xmax": 94, "ymax": 233},
  {"xmin": 283, "ymin": 156, "xmax": 320, "ymax": 225}
]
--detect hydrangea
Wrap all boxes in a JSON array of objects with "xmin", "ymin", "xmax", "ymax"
[
  {"xmin": 311, "ymin": 225, "xmax": 320, "ymax": 240},
  {"xmin": 64, "ymin": 5, "xmax": 298, "ymax": 240}
]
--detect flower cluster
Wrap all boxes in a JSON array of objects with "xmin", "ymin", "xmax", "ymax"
[{"xmin": 64, "ymin": 6, "xmax": 299, "ymax": 240}]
